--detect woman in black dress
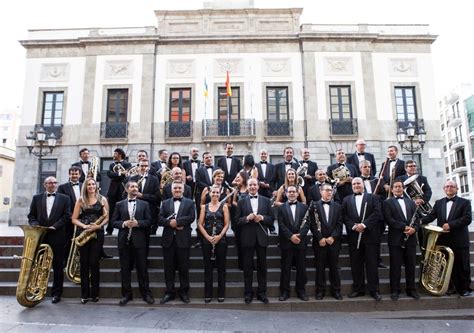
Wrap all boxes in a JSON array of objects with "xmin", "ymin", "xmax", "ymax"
[
  {"xmin": 71, "ymin": 177, "xmax": 109, "ymax": 304},
  {"xmin": 198, "ymin": 184, "xmax": 230, "ymax": 303}
]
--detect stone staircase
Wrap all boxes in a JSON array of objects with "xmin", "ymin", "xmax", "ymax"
[{"xmin": 0, "ymin": 233, "xmax": 473, "ymax": 312}]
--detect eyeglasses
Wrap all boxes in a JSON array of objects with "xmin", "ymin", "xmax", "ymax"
[
  {"xmin": 322, "ymin": 189, "xmax": 333, "ymax": 192},
  {"xmin": 46, "ymin": 182, "xmax": 58, "ymax": 184}
]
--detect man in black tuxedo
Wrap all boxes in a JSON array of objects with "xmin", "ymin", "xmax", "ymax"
[
  {"xmin": 307, "ymin": 169, "xmax": 330, "ymax": 204},
  {"xmin": 255, "ymin": 149, "xmax": 275, "ymax": 198},
  {"xmin": 277, "ymin": 185, "xmax": 309, "ymax": 301},
  {"xmin": 421, "ymin": 180, "xmax": 472, "ymax": 296},
  {"xmin": 327, "ymin": 148, "xmax": 357, "ymax": 203},
  {"xmin": 106, "ymin": 148, "xmax": 132, "ymax": 235},
  {"xmin": 217, "ymin": 143, "xmax": 242, "ymax": 185},
  {"xmin": 273, "ymin": 146, "xmax": 299, "ymax": 190},
  {"xmin": 301, "ymin": 183, "xmax": 343, "ymax": 300},
  {"xmin": 151, "ymin": 149, "xmax": 168, "ymax": 174},
  {"xmin": 162, "ymin": 167, "xmax": 192, "ymax": 200},
  {"xmin": 380, "ymin": 145, "xmax": 405, "ymax": 198},
  {"xmin": 28, "ymin": 176, "xmax": 71, "ymax": 304},
  {"xmin": 135, "ymin": 150, "xmax": 157, "ymax": 177},
  {"xmin": 396, "ymin": 159, "xmax": 432, "ymax": 206},
  {"xmin": 342, "ymin": 178, "xmax": 383, "ymax": 301},
  {"xmin": 299, "ymin": 147, "xmax": 318, "ymax": 197},
  {"xmin": 236, "ymin": 178, "xmax": 274, "ymax": 304},
  {"xmin": 384, "ymin": 180, "xmax": 420, "ymax": 300},
  {"xmin": 112, "ymin": 180, "xmax": 154, "ymax": 306},
  {"xmin": 347, "ymin": 139, "xmax": 377, "ymax": 177},
  {"xmin": 71, "ymin": 147, "xmax": 101, "ymax": 183},
  {"xmin": 57, "ymin": 166, "xmax": 82, "ymax": 265},
  {"xmin": 159, "ymin": 181, "xmax": 196, "ymax": 304},
  {"xmin": 182, "ymin": 147, "xmax": 200, "ymax": 198}
]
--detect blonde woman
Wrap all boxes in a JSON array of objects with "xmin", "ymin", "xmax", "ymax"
[{"xmin": 274, "ymin": 168, "xmax": 306, "ymax": 207}]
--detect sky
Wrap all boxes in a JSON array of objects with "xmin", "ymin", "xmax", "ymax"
[{"xmin": 0, "ymin": 0, "xmax": 472, "ymax": 114}]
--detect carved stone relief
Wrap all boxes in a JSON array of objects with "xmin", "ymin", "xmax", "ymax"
[
  {"xmin": 166, "ymin": 59, "xmax": 196, "ymax": 78},
  {"xmin": 390, "ymin": 58, "xmax": 417, "ymax": 76},
  {"xmin": 324, "ymin": 57, "xmax": 353, "ymax": 76},
  {"xmin": 104, "ymin": 60, "xmax": 134, "ymax": 79},
  {"xmin": 40, "ymin": 63, "xmax": 69, "ymax": 82},
  {"xmin": 262, "ymin": 58, "xmax": 291, "ymax": 77},
  {"xmin": 214, "ymin": 59, "xmax": 242, "ymax": 76}
]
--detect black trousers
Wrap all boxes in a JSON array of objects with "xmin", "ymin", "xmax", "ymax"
[
  {"xmin": 202, "ymin": 240, "xmax": 227, "ymax": 298},
  {"xmin": 79, "ymin": 232, "xmax": 103, "ymax": 299},
  {"xmin": 313, "ymin": 242, "xmax": 341, "ymax": 293},
  {"xmin": 48, "ymin": 242, "xmax": 65, "ymax": 297},
  {"xmin": 389, "ymin": 245, "xmax": 416, "ymax": 293},
  {"xmin": 242, "ymin": 245, "xmax": 267, "ymax": 296},
  {"xmin": 163, "ymin": 239, "xmax": 190, "ymax": 295},
  {"xmin": 452, "ymin": 247, "xmax": 472, "ymax": 293},
  {"xmin": 348, "ymin": 242, "xmax": 380, "ymax": 293},
  {"xmin": 118, "ymin": 239, "xmax": 151, "ymax": 298},
  {"xmin": 280, "ymin": 246, "xmax": 307, "ymax": 295}
]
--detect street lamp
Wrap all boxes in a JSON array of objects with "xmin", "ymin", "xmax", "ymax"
[
  {"xmin": 26, "ymin": 126, "xmax": 57, "ymax": 191},
  {"xmin": 396, "ymin": 122, "xmax": 426, "ymax": 160}
]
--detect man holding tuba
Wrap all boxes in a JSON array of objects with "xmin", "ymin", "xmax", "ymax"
[
  {"xmin": 421, "ymin": 180, "xmax": 472, "ymax": 297},
  {"xmin": 326, "ymin": 148, "xmax": 357, "ymax": 203},
  {"xmin": 396, "ymin": 160, "xmax": 432, "ymax": 210},
  {"xmin": 27, "ymin": 176, "xmax": 71, "ymax": 304}
]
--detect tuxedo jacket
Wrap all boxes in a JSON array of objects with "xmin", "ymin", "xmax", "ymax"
[
  {"xmin": 307, "ymin": 183, "xmax": 322, "ymax": 203},
  {"xmin": 159, "ymin": 197, "xmax": 196, "ymax": 248},
  {"xmin": 421, "ymin": 196, "xmax": 472, "ymax": 248},
  {"xmin": 112, "ymin": 199, "xmax": 151, "ymax": 248},
  {"xmin": 346, "ymin": 152, "xmax": 377, "ymax": 177},
  {"xmin": 236, "ymin": 195, "xmax": 274, "ymax": 247},
  {"xmin": 396, "ymin": 174, "xmax": 432, "ymax": 202},
  {"xmin": 182, "ymin": 159, "xmax": 201, "ymax": 188},
  {"xmin": 162, "ymin": 183, "xmax": 192, "ymax": 201},
  {"xmin": 255, "ymin": 161, "xmax": 275, "ymax": 197},
  {"xmin": 277, "ymin": 202, "xmax": 309, "ymax": 250},
  {"xmin": 195, "ymin": 165, "xmax": 220, "ymax": 194},
  {"xmin": 342, "ymin": 193, "xmax": 382, "ymax": 245},
  {"xmin": 326, "ymin": 163, "xmax": 358, "ymax": 200},
  {"xmin": 273, "ymin": 161, "xmax": 299, "ymax": 190},
  {"xmin": 127, "ymin": 174, "xmax": 161, "ymax": 217},
  {"xmin": 301, "ymin": 200, "xmax": 343, "ymax": 246},
  {"xmin": 299, "ymin": 160, "xmax": 319, "ymax": 187},
  {"xmin": 217, "ymin": 156, "xmax": 242, "ymax": 185},
  {"xmin": 27, "ymin": 192, "xmax": 71, "ymax": 245},
  {"xmin": 380, "ymin": 159, "xmax": 406, "ymax": 184},
  {"xmin": 71, "ymin": 161, "xmax": 102, "ymax": 183},
  {"xmin": 57, "ymin": 181, "xmax": 82, "ymax": 205},
  {"xmin": 151, "ymin": 160, "xmax": 167, "ymax": 174},
  {"xmin": 384, "ymin": 197, "xmax": 420, "ymax": 247},
  {"xmin": 107, "ymin": 160, "xmax": 132, "ymax": 198}
]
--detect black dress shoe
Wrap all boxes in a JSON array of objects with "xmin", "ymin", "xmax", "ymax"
[
  {"xmin": 378, "ymin": 263, "xmax": 389, "ymax": 269},
  {"xmin": 446, "ymin": 288, "xmax": 456, "ymax": 296},
  {"xmin": 315, "ymin": 292, "xmax": 324, "ymax": 300},
  {"xmin": 244, "ymin": 294, "xmax": 253, "ymax": 304},
  {"xmin": 391, "ymin": 292, "xmax": 399, "ymax": 301},
  {"xmin": 460, "ymin": 291, "xmax": 471, "ymax": 297},
  {"xmin": 179, "ymin": 293, "xmax": 190, "ymax": 304},
  {"xmin": 80, "ymin": 298, "xmax": 89, "ymax": 304},
  {"xmin": 143, "ymin": 295, "xmax": 155, "ymax": 304},
  {"xmin": 348, "ymin": 291, "xmax": 365, "ymax": 298},
  {"xmin": 119, "ymin": 296, "xmax": 132, "ymax": 306},
  {"xmin": 217, "ymin": 297, "xmax": 225, "ymax": 303},
  {"xmin": 52, "ymin": 296, "xmax": 61, "ymax": 304},
  {"xmin": 101, "ymin": 253, "xmax": 113, "ymax": 259},
  {"xmin": 333, "ymin": 292, "xmax": 343, "ymax": 300},
  {"xmin": 370, "ymin": 291, "xmax": 382, "ymax": 301},
  {"xmin": 406, "ymin": 291, "xmax": 420, "ymax": 300},
  {"xmin": 91, "ymin": 297, "xmax": 99, "ymax": 303},
  {"xmin": 204, "ymin": 298, "xmax": 212, "ymax": 303},
  {"xmin": 257, "ymin": 294, "xmax": 269, "ymax": 304},
  {"xmin": 297, "ymin": 292, "xmax": 309, "ymax": 301},
  {"xmin": 279, "ymin": 292, "xmax": 289, "ymax": 301},
  {"xmin": 160, "ymin": 294, "xmax": 175, "ymax": 304}
]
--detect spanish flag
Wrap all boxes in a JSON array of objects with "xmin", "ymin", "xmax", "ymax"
[
  {"xmin": 225, "ymin": 71, "xmax": 232, "ymax": 97},
  {"xmin": 203, "ymin": 78, "xmax": 209, "ymax": 98}
]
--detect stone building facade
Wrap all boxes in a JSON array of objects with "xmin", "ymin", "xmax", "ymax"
[{"xmin": 9, "ymin": 6, "xmax": 443, "ymax": 224}]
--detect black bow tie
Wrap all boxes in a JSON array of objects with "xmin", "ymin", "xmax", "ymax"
[
  {"xmin": 81, "ymin": 161, "xmax": 88, "ymax": 164},
  {"xmin": 285, "ymin": 162, "xmax": 293, "ymax": 165},
  {"xmin": 128, "ymin": 199, "xmax": 136, "ymax": 202},
  {"xmin": 47, "ymin": 193, "xmax": 56, "ymax": 197},
  {"xmin": 338, "ymin": 163, "xmax": 345, "ymax": 167},
  {"xmin": 71, "ymin": 183, "xmax": 79, "ymax": 186},
  {"xmin": 357, "ymin": 153, "xmax": 365, "ymax": 156},
  {"xmin": 390, "ymin": 159, "xmax": 397, "ymax": 163},
  {"xmin": 191, "ymin": 160, "xmax": 198, "ymax": 163},
  {"xmin": 446, "ymin": 197, "xmax": 456, "ymax": 202},
  {"xmin": 354, "ymin": 193, "xmax": 363, "ymax": 196},
  {"xmin": 289, "ymin": 201, "xmax": 297, "ymax": 206},
  {"xmin": 260, "ymin": 161, "xmax": 267, "ymax": 164},
  {"xmin": 173, "ymin": 198, "xmax": 182, "ymax": 202},
  {"xmin": 322, "ymin": 201, "xmax": 331, "ymax": 205},
  {"xmin": 250, "ymin": 195, "xmax": 258, "ymax": 199},
  {"xmin": 206, "ymin": 165, "xmax": 213, "ymax": 169},
  {"xmin": 361, "ymin": 177, "xmax": 370, "ymax": 181},
  {"xmin": 396, "ymin": 197, "xmax": 404, "ymax": 200},
  {"xmin": 226, "ymin": 156, "xmax": 233, "ymax": 159}
]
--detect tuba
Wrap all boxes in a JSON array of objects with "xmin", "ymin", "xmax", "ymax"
[
  {"xmin": 420, "ymin": 224, "xmax": 454, "ymax": 295},
  {"xmin": 15, "ymin": 225, "xmax": 53, "ymax": 307},
  {"xmin": 65, "ymin": 226, "xmax": 81, "ymax": 284},
  {"xmin": 403, "ymin": 175, "xmax": 433, "ymax": 216},
  {"xmin": 87, "ymin": 156, "xmax": 99, "ymax": 181}
]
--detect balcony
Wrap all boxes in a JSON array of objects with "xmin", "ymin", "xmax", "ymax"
[
  {"xmin": 449, "ymin": 138, "xmax": 465, "ymax": 150},
  {"xmin": 265, "ymin": 120, "xmax": 292, "ymax": 137},
  {"xmin": 448, "ymin": 114, "xmax": 462, "ymax": 128},
  {"xmin": 202, "ymin": 119, "xmax": 256, "ymax": 143},
  {"xmin": 100, "ymin": 122, "xmax": 128, "ymax": 139},
  {"xmin": 452, "ymin": 159, "xmax": 467, "ymax": 174},
  {"xmin": 165, "ymin": 121, "xmax": 192, "ymax": 138},
  {"xmin": 330, "ymin": 118, "xmax": 358, "ymax": 136},
  {"xmin": 35, "ymin": 124, "xmax": 63, "ymax": 140}
]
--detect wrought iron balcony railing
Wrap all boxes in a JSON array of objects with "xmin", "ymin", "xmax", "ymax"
[
  {"xmin": 35, "ymin": 124, "xmax": 63, "ymax": 140},
  {"xmin": 100, "ymin": 122, "xmax": 128, "ymax": 139},
  {"xmin": 329, "ymin": 118, "xmax": 358, "ymax": 135},
  {"xmin": 265, "ymin": 120, "xmax": 292, "ymax": 136},
  {"xmin": 165, "ymin": 121, "xmax": 192, "ymax": 138},
  {"xmin": 202, "ymin": 119, "xmax": 255, "ymax": 137}
]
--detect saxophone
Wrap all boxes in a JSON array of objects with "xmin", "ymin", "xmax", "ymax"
[
  {"xmin": 74, "ymin": 210, "xmax": 108, "ymax": 247},
  {"xmin": 15, "ymin": 225, "xmax": 53, "ymax": 307}
]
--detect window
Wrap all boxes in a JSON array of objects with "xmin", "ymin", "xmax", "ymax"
[
  {"xmin": 329, "ymin": 85, "xmax": 355, "ymax": 135},
  {"xmin": 460, "ymin": 174, "xmax": 469, "ymax": 193},
  {"xmin": 455, "ymin": 149, "xmax": 466, "ymax": 168},
  {"xmin": 395, "ymin": 86, "xmax": 417, "ymax": 128},
  {"xmin": 38, "ymin": 159, "xmax": 57, "ymax": 193},
  {"xmin": 266, "ymin": 87, "xmax": 290, "ymax": 136},
  {"xmin": 42, "ymin": 92, "xmax": 64, "ymax": 127},
  {"xmin": 218, "ymin": 87, "xmax": 240, "ymax": 135},
  {"xmin": 102, "ymin": 89, "xmax": 128, "ymax": 138},
  {"xmin": 169, "ymin": 88, "xmax": 191, "ymax": 122}
]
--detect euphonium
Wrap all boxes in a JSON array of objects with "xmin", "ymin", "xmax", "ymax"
[
  {"xmin": 15, "ymin": 225, "xmax": 53, "ymax": 307},
  {"xmin": 420, "ymin": 224, "xmax": 454, "ymax": 296},
  {"xmin": 160, "ymin": 167, "xmax": 173, "ymax": 194},
  {"xmin": 87, "ymin": 156, "xmax": 99, "ymax": 181},
  {"xmin": 403, "ymin": 175, "xmax": 433, "ymax": 216},
  {"xmin": 65, "ymin": 225, "xmax": 81, "ymax": 284}
]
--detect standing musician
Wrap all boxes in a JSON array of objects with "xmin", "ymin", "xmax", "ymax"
[
  {"xmin": 380, "ymin": 145, "xmax": 405, "ymax": 198},
  {"xmin": 27, "ymin": 176, "xmax": 71, "ymax": 304},
  {"xmin": 167, "ymin": 152, "xmax": 187, "ymax": 183},
  {"xmin": 106, "ymin": 148, "xmax": 131, "ymax": 235},
  {"xmin": 326, "ymin": 148, "xmax": 357, "ymax": 202},
  {"xmin": 342, "ymin": 178, "xmax": 383, "ymax": 301},
  {"xmin": 112, "ymin": 180, "xmax": 154, "ymax": 306},
  {"xmin": 384, "ymin": 180, "xmax": 420, "ymax": 300},
  {"xmin": 159, "ymin": 181, "xmax": 196, "ymax": 304},
  {"xmin": 273, "ymin": 146, "xmax": 299, "ymax": 190},
  {"xmin": 182, "ymin": 147, "xmax": 200, "ymax": 197},
  {"xmin": 346, "ymin": 139, "xmax": 377, "ymax": 177},
  {"xmin": 217, "ymin": 143, "xmax": 242, "ymax": 185},
  {"xmin": 200, "ymin": 169, "xmax": 230, "ymax": 206},
  {"xmin": 299, "ymin": 148, "xmax": 318, "ymax": 197},
  {"xmin": 135, "ymin": 150, "xmax": 157, "ymax": 177},
  {"xmin": 255, "ymin": 149, "xmax": 275, "ymax": 199},
  {"xmin": 273, "ymin": 168, "xmax": 306, "ymax": 207},
  {"xmin": 231, "ymin": 170, "xmax": 250, "ymax": 269},
  {"xmin": 71, "ymin": 148, "xmax": 101, "ymax": 183},
  {"xmin": 162, "ymin": 167, "xmax": 192, "ymax": 200},
  {"xmin": 396, "ymin": 160, "xmax": 432, "ymax": 206},
  {"xmin": 236, "ymin": 178, "xmax": 274, "ymax": 304},
  {"xmin": 301, "ymin": 183, "xmax": 343, "ymax": 301},
  {"xmin": 242, "ymin": 154, "xmax": 258, "ymax": 179},
  {"xmin": 421, "ymin": 180, "xmax": 472, "ymax": 297},
  {"xmin": 277, "ymin": 185, "xmax": 309, "ymax": 301},
  {"xmin": 198, "ymin": 184, "xmax": 230, "ymax": 303},
  {"xmin": 71, "ymin": 178, "xmax": 109, "ymax": 303},
  {"xmin": 151, "ymin": 149, "xmax": 169, "ymax": 174},
  {"xmin": 307, "ymin": 169, "xmax": 329, "ymax": 204}
]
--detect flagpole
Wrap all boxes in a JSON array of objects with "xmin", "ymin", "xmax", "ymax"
[{"xmin": 227, "ymin": 95, "xmax": 230, "ymax": 136}]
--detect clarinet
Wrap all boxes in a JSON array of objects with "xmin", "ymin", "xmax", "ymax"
[
  {"xmin": 401, "ymin": 206, "xmax": 419, "ymax": 249},
  {"xmin": 356, "ymin": 201, "xmax": 368, "ymax": 250},
  {"xmin": 210, "ymin": 215, "xmax": 217, "ymax": 261},
  {"xmin": 126, "ymin": 202, "xmax": 136, "ymax": 245}
]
